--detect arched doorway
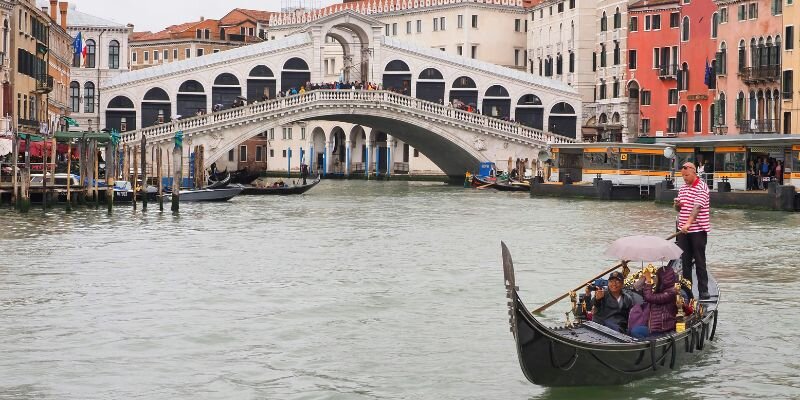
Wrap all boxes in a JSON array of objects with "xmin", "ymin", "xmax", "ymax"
[
  {"xmin": 105, "ymin": 96, "xmax": 136, "ymax": 132},
  {"xmin": 176, "ymin": 80, "xmax": 206, "ymax": 118},
  {"xmin": 247, "ymin": 65, "xmax": 276, "ymax": 102},
  {"xmin": 415, "ymin": 68, "xmax": 445, "ymax": 103},
  {"xmin": 212, "ymin": 73, "xmax": 241, "ymax": 110},
  {"xmin": 482, "ymin": 85, "xmax": 511, "ymax": 119},
  {"xmin": 382, "ymin": 60, "xmax": 411, "ymax": 96},
  {"xmin": 515, "ymin": 94, "xmax": 544, "ymax": 129},
  {"xmin": 449, "ymin": 76, "xmax": 478, "ymax": 106},
  {"xmin": 549, "ymin": 102, "xmax": 577, "ymax": 138},
  {"xmin": 349, "ymin": 126, "xmax": 367, "ymax": 174},
  {"xmin": 281, "ymin": 57, "xmax": 310, "ymax": 92},
  {"xmin": 627, "ymin": 81, "xmax": 640, "ymax": 135},
  {"xmin": 141, "ymin": 87, "xmax": 171, "ymax": 128},
  {"xmin": 310, "ymin": 127, "xmax": 326, "ymax": 173},
  {"xmin": 330, "ymin": 126, "xmax": 347, "ymax": 174}
]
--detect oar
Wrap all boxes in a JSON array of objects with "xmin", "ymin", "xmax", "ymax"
[{"xmin": 531, "ymin": 232, "xmax": 681, "ymax": 315}]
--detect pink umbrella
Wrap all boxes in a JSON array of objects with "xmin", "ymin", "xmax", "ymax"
[{"xmin": 604, "ymin": 235, "xmax": 683, "ymax": 262}]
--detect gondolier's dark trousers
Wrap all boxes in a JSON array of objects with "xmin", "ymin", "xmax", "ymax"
[{"xmin": 677, "ymin": 231, "xmax": 708, "ymax": 295}]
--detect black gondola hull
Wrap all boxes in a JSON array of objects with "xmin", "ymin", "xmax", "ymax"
[{"xmin": 240, "ymin": 176, "xmax": 321, "ymax": 195}]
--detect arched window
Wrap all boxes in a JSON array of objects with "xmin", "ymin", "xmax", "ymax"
[
  {"xmin": 711, "ymin": 13, "xmax": 719, "ymax": 39},
  {"xmin": 109, "ymin": 40, "xmax": 120, "ymax": 69},
  {"xmin": 679, "ymin": 105, "xmax": 688, "ymax": 132},
  {"xmin": 718, "ymin": 42, "xmax": 727, "ymax": 74},
  {"xmin": 738, "ymin": 40, "xmax": 746, "ymax": 73},
  {"xmin": 773, "ymin": 36, "xmax": 781, "ymax": 65},
  {"xmin": 613, "ymin": 7, "xmax": 621, "ymax": 29},
  {"xmin": 694, "ymin": 104, "xmax": 702, "ymax": 133},
  {"xmin": 69, "ymin": 81, "xmax": 80, "ymax": 113},
  {"xmin": 556, "ymin": 54, "xmax": 563, "ymax": 75},
  {"xmin": 718, "ymin": 92, "xmax": 726, "ymax": 127},
  {"xmin": 85, "ymin": 39, "xmax": 96, "ymax": 68},
  {"xmin": 84, "ymin": 82, "xmax": 95, "ymax": 113},
  {"xmin": 601, "ymin": 11, "xmax": 607, "ymax": 32},
  {"xmin": 736, "ymin": 91, "xmax": 745, "ymax": 126},
  {"xmin": 681, "ymin": 17, "xmax": 690, "ymax": 42}
]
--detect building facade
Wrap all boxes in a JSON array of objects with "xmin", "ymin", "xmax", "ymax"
[
  {"xmin": 528, "ymin": 0, "xmax": 598, "ymax": 140},
  {"xmin": 0, "ymin": 0, "xmax": 12, "ymax": 135},
  {"xmin": 66, "ymin": 4, "xmax": 132, "ymax": 131},
  {"xmin": 678, "ymin": 0, "xmax": 718, "ymax": 137},
  {"xmin": 594, "ymin": 0, "xmax": 633, "ymax": 142},
  {"xmin": 45, "ymin": 1, "xmax": 72, "ymax": 134},
  {"xmin": 714, "ymin": 0, "xmax": 783, "ymax": 135},
  {"xmin": 781, "ymin": 0, "xmax": 796, "ymax": 133},
  {"xmin": 11, "ymin": 0, "xmax": 51, "ymax": 136}
]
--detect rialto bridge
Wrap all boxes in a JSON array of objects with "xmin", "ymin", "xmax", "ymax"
[{"xmin": 103, "ymin": 11, "xmax": 581, "ymax": 179}]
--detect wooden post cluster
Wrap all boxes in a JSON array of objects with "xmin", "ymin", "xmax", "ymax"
[{"xmin": 141, "ymin": 135, "xmax": 148, "ymax": 211}]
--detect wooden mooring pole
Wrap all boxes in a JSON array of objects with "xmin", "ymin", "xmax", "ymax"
[
  {"xmin": 20, "ymin": 134, "xmax": 31, "ymax": 212},
  {"xmin": 106, "ymin": 141, "xmax": 114, "ymax": 215},
  {"xmin": 10, "ymin": 132, "xmax": 18, "ymax": 208},
  {"xmin": 141, "ymin": 135, "xmax": 148, "ymax": 211},
  {"xmin": 66, "ymin": 142, "xmax": 72, "ymax": 212},
  {"xmin": 157, "ymin": 147, "xmax": 163, "ymax": 211},
  {"xmin": 171, "ymin": 145, "xmax": 181, "ymax": 213},
  {"xmin": 93, "ymin": 140, "xmax": 99, "ymax": 209},
  {"xmin": 132, "ymin": 144, "xmax": 138, "ymax": 211}
]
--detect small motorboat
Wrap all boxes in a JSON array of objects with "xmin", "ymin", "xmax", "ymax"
[
  {"xmin": 493, "ymin": 180, "xmax": 530, "ymax": 192},
  {"xmin": 241, "ymin": 175, "xmax": 320, "ymax": 195},
  {"xmin": 500, "ymin": 241, "xmax": 720, "ymax": 386},
  {"xmin": 164, "ymin": 186, "xmax": 243, "ymax": 202}
]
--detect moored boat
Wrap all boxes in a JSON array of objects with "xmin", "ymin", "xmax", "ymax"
[
  {"xmin": 493, "ymin": 180, "xmax": 530, "ymax": 192},
  {"xmin": 500, "ymin": 242, "xmax": 720, "ymax": 386},
  {"xmin": 241, "ymin": 175, "xmax": 321, "ymax": 195},
  {"xmin": 165, "ymin": 186, "xmax": 243, "ymax": 202}
]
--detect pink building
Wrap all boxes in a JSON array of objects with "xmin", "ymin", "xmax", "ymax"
[{"xmin": 714, "ymin": 0, "xmax": 784, "ymax": 134}]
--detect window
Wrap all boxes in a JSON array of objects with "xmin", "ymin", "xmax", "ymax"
[
  {"xmin": 783, "ymin": 70, "xmax": 794, "ymax": 99},
  {"xmin": 629, "ymin": 49, "xmax": 637, "ymax": 69},
  {"xmin": 653, "ymin": 14, "xmax": 661, "ymax": 30},
  {"xmin": 569, "ymin": 52, "xmax": 575, "ymax": 73},
  {"xmin": 694, "ymin": 105, "xmax": 702, "ymax": 133},
  {"xmin": 612, "ymin": 78, "xmax": 620, "ymax": 98},
  {"xmin": 173, "ymin": 49, "xmax": 178, "ymax": 60},
  {"xmin": 143, "ymin": 51, "xmax": 149, "ymax": 62},
  {"xmin": 248, "ymin": 28, "xmax": 254, "ymax": 37},
  {"xmin": 197, "ymin": 48, "xmax": 204, "ymax": 57},
  {"xmin": 569, "ymin": 0, "xmax": 575, "ymax": 8},
  {"xmin": 255, "ymin": 146, "xmax": 263, "ymax": 162},
  {"xmin": 641, "ymin": 119, "xmax": 650, "ymax": 134},
  {"xmin": 84, "ymin": 82, "xmax": 95, "ymax": 113},
  {"xmin": 228, "ymin": 149, "xmax": 235, "ymax": 162},
  {"xmin": 239, "ymin": 145, "xmax": 247, "ymax": 162},
  {"xmin": 630, "ymin": 16, "xmax": 638, "ymax": 32},
  {"xmin": 670, "ymin": 12, "xmax": 680, "ymax": 28},
  {"xmin": 457, "ymin": 45, "xmax": 463, "ymax": 55},
  {"xmin": 515, "ymin": 49, "xmax": 521, "ymax": 66},
  {"xmin": 787, "ymin": 26, "xmax": 794, "ymax": 50},
  {"xmin": 668, "ymin": 89, "xmax": 678, "ymax": 104},
  {"xmin": 108, "ymin": 40, "xmax": 120, "ymax": 69},
  {"xmin": 599, "ymin": 80, "xmax": 607, "ymax": 100},
  {"xmin": 153, "ymin": 50, "xmax": 159, "ymax": 61},
  {"xmin": 641, "ymin": 90, "xmax": 651, "ymax": 105},
  {"xmin": 772, "ymin": 0, "xmax": 781, "ymax": 15},
  {"xmin": 433, "ymin": 18, "xmax": 439, "ymax": 31},
  {"xmin": 85, "ymin": 39, "xmax": 96, "ymax": 68},
  {"xmin": 301, "ymin": 127, "xmax": 306, "ymax": 140},
  {"xmin": 738, "ymin": 41, "xmax": 746, "ymax": 72},
  {"xmin": 515, "ymin": 19, "xmax": 521, "ymax": 32},
  {"xmin": 196, "ymin": 29, "xmax": 202, "ymax": 39},
  {"xmin": 240, "ymin": 27, "xmax": 246, "ymax": 35},
  {"xmin": 592, "ymin": 52, "xmax": 596, "ymax": 71},
  {"xmin": 681, "ymin": 17, "xmax": 690, "ymax": 41},
  {"xmin": 748, "ymin": 3, "xmax": 758, "ymax": 19},
  {"xmin": 556, "ymin": 54, "xmax": 562, "ymax": 74},
  {"xmin": 205, "ymin": 29, "xmax": 210, "ymax": 39},
  {"xmin": 558, "ymin": 2, "xmax": 564, "ymax": 13},
  {"xmin": 613, "ymin": 8, "xmax": 621, "ymax": 29},
  {"xmin": 668, "ymin": 117, "xmax": 677, "ymax": 133},
  {"xmin": 440, "ymin": 17, "xmax": 445, "ymax": 30},
  {"xmin": 601, "ymin": 11, "xmax": 607, "ymax": 31},
  {"xmin": 645, "ymin": 15, "xmax": 651, "ymax": 31},
  {"xmin": 712, "ymin": 13, "xmax": 719, "ymax": 38},
  {"xmin": 416, "ymin": 20, "xmax": 422, "ymax": 33},
  {"xmin": 163, "ymin": 50, "xmax": 169, "ymax": 60},
  {"xmin": 613, "ymin": 41, "xmax": 620, "ymax": 65},
  {"xmin": 738, "ymin": 4, "xmax": 746, "ymax": 21},
  {"xmin": 131, "ymin": 51, "xmax": 137, "ymax": 63},
  {"xmin": 269, "ymin": 128, "xmax": 274, "ymax": 140},
  {"xmin": 69, "ymin": 81, "xmax": 79, "ymax": 113},
  {"xmin": 407, "ymin": 21, "xmax": 412, "ymax": 34},
  {"xmin": 720, "ymin": 7, "xmax": 728, "ymax": 23},
  {"xmin": 471, "ymin": 15, "xmax": 478, "ymax": 28},
  {"xmin": 716, "ymin": 43, "xmax": 727, "ymax": 74},
  {"xmin": 185, "ymin": 48, "xmax": 191, "ymax": 58},
  {"xmin": 471, "ymin": 45, "xmax": 477, "ymax": 59},
  {"xmin": 458, "ymin": 14, "xmax": 463, "ymax": 28},
  {"xmin": 600, "ymin": 44, "xmax": 607, "ymax": 67}
]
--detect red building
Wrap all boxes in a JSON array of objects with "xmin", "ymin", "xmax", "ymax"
[
  {"xmin": 678, "ymin": 0, "xmax": 717, "ymax": 136},
  {"xmin": 627, "ymin": 0, "xmax": 682, "ymax": 137}
]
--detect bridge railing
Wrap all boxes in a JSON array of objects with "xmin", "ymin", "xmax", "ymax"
[{"xmin": 121, "ymin": 90, "xmax": 577, "ymax": 146}]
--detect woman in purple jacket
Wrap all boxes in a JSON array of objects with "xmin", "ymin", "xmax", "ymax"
[{"xmin": 629, "ymin": 266, "xmax": 678, "ymax": 338}]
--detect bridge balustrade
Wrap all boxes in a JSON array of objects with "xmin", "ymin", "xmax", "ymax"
[{"xmin": 121, "ymin": 90, "xmax": 576, "ymax": 147}]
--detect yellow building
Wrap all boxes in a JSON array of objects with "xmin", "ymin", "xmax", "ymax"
[
  {"xmin": 45, "ymin": 1, "xmax": 72, "ymax": 133},
  {"xmin": 0, "ymin": 0, "xmax": 13, "ymax": 135},
  {"xmin": 783, "ymin": 0, "xmax": 798, "ymax": 133},
  {"xmin": 11, "ymin": 0, "xmax": 51, "ymax": 136}
]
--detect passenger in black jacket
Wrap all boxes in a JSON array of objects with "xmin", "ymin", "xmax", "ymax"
[{"xmin": 587, "ymin": 271, "xmax": 633, "ymax": 332}]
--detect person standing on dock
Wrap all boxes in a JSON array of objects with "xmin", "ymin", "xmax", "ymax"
[{"xmin": 674, "ymin": 162, "xmax": 711, "ymax": 300}]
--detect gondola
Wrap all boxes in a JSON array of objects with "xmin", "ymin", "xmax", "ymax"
[
  {"xmin": 493, "ymin": 180, "xmax": 530, "ymax": 192},
  {"xmin": 500, "ymin": 242, "xmax": 720, "ymax": 386},
  {"xmin": 230, "ymin": 168, "xmax": 261, "ymax": 185},
  {"xmin": 206, "ymin": 171, "xmax": 231, "ymax": 189},
  {"xmin": 241, "ymin": 175, "xmax": 321, "ymax": 195},
  {"xmin": 164, "ymin": 186, "xmax": 243, "ymax": 202},
  {"xmin": 471, "ymin": 175, "xmax": 496, "ymax": 188}
]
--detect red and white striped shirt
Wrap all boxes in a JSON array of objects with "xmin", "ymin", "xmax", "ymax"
[{"xmin": 677, "ymin": 178, "xmax": 710, "ymax": 232}]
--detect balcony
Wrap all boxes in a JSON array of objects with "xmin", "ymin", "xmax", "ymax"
[
  {"xmin": 34, "ymin": 74, "xmax": 53, "ymax": 94},
  {"xmin": 739, "ymin": 66, "xmax": 780, "ymax": 84},
  {"xmin": 739, "ymin": 119, "xmax": 779, "ymax": 134},
  {"xmin": 658, "ymin": 64, "xmax": 678, "ymax": 80}
]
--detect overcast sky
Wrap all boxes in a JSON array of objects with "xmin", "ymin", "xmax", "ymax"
[{"xmin": 64, "ymin": 0, "xmax": 338, "ymax": 32}]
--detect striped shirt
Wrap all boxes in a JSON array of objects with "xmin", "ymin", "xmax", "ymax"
[{"xmin": 677, "ymin": 177, "xmax": 711, "ymax": 232}]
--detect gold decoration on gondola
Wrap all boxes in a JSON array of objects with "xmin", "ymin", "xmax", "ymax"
[{"xmin": 623, "ymin": 263, "xmax": 659, "ymax": 289}]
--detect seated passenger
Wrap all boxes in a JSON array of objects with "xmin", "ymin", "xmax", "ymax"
[
  {"xmin": 587, "ymin": 271, "xmax": 633, "ymax": 333},
  {"xmin": 628, "ymin": 265, "xmax": 692, "ymax": 338}
]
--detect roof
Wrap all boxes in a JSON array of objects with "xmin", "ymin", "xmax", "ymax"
[
  {"xmin": 220, "ymin": 8, "xmax": 273, "ymax": 25},
  {"xmin": 106, "ymin": 33, "xmax": 310, "ymax": 88},
  {"xmin": 131, "ymin": 20, "xmax": 218, "ymax": 42},
  {"xmin": 382, "ymin": 36, "xmax": 577, "ymax": 96},
  {"xmin": 66, "ymin": 5, "xmax": 127, "ymax": 28}
]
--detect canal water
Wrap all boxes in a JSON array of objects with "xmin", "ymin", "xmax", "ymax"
[{"xmin": 0, "ymin": 181, "xmax": 798, "ymax": 400}]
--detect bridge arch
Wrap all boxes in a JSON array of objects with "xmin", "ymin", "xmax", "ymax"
[
  {"xmin": 516, "ymin": 94, "xmax": 544, "ymax": 129},
  {"xmin": 106, "ymin": 95, "xmax": 136, "ymax": 132},
  {"xmin": 309, "ymin": 126, "xmax": 327, "ymax": 172},
  {"xmin": 549, "ymin": 102, "xmax": 577, "ymax": 139},
  {"xmin": 212, "ymin": 73, "xmax": 242, "ymax": 110},
  {"xmin": 482, "ymin": 85, "xmax": 511, "ymax": 120},
  {"xmin": 281, "ymin": 57, "xmax": 311, "ymax": 92},
  {"xmin": 383, "ymin": 60, "xmax": 411, "ymax": 95},
  {"xmin": 141, "ymin": 87, "xmax": 171, "ymax": 128},
  {"xmin": 177, "ymin": 80, "xmax": 207, "ymax": 118},
  {"xmin": 247, "ymin": 65, "xmax": 276, "ymax": 102},
  {"xmin": 449, "ymin": 76, "xmax": 478, "ymax": 107},
  {"xmin": 416, "ymin": 67, "xmax": 445, "ymax": 103}
]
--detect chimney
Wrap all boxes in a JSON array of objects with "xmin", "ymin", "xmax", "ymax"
[
  {"xmin": 200, "ymin": 16, "xmax": 204, "ymax": 21},
  {"xmin": 59, "ymin": 2, "xmax": 68, "ymax": 29},
  {"xmin": 49, "ymin": 0, "xmax": 57, "ymax": 21}
]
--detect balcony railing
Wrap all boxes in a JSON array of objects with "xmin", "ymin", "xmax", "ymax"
[
  {"xmin": 658, "ymin": 64, "xmax": 678, "ymax": 79},
  {"xmin": 783, "ymin": 91, "xmax": 793, "ymax": 100},
  {"xmin": 740, "ymin": 66, "xmax": 780, "ymax": 84},
  {"xmin": 35, "ymin": 74, "xmax": 53, "ymax": 94},
  {"xmin": 739, "ymin": 119, "xmax": 779, "ymax": 134}
]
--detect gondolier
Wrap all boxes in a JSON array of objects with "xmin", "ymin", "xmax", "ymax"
[{"xmin": 674, "ymin": 162, "xmax": 711, "ymax": 300}]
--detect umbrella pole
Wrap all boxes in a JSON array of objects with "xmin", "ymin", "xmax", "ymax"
[{"xmin": 532, "ymin": 232, "xmax": 681, "ymax": 314}]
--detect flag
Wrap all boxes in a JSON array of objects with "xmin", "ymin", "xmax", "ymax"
[
  {"xmin": 174, "ymin": 130, "xmax": 183, "ymax": 149},
  {"xmin": 81, "ymin": 40, "xmax": 88, "ymax": 66},
  {"xmin": 63, "ymin": 116, "xmax": 79, "ymax": 127},
  {"xmin": 703, "ymin": 59, "xmax": 713, "ymax": 88},
  {"xmin": 72, "ymin": 32, "xmax": 82, "ymax": 56}
]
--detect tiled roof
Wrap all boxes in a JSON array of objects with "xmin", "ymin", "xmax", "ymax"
[
  {"xmin": 131, "ymin": 20, "xmax": 218, "ymax": 42},
  {"xmin": 220, "ymin": 9, "xmax": 273, "ymax": 26},
  {"xmin": 238, "ymin": 9, "xmax": 273, "ymax": 22}
]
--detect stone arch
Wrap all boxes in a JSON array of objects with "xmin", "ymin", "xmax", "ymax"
[
  {"xmin": 106, "ymin": 95, "xmax": 136, "ymax": 132},
  {"xmin": 141, "ymin": 87, "xmax": 171, "ymax": 128},
  {"xmin": 383, "ymin": 59, "xmax": 411, "ymax": 95},
  {"xmin": 212, "ymin": 72, "xmax": 242, "ymax": 110},
  {"xmin": 482, "ymin": 85, "xmax": 510, "ymax": 119},
  {"xmin": 449, "ymin": 76, "xmax": 478, "ymax": 106},
  {"xmin": 177, "ymin": 80, "xmax": 206, "ymax": 118},
  {"xmin": 330, "ymin": 126, "xmax": 348, "ymax": 174},
  {"xmin": 549, "ymin": 102, "xmax": 577, "ymax": 138},
  {"xmin": 416, "ymin": 67, "xmax": 445, "ymax": 103},
  {"xmin": 515, "ymin": 94, "xmax": 543, "ymax": 129},
  {"xmin": 247, "ymin": 65, "xmax": 276, "ymax": 102},
  {"xmin": 310, "ymin": 127, "xmax": 327, "ymax": 172},
  {"xmin": 314, "ymin": 15, "xmax": 374, "ymax": 83},
  {"xmin": 281, "ymin": 57, "xmax": 311, "ymax": 92}
]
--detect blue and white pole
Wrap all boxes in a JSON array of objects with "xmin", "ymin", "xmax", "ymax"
[
  {"xmin": 287, "ymin": 147, "xmax": 291, "ymax": 179},
  {"xmin": 365, "ymin": 145, "xmax": 370, "ymax": 178},
  {"xmin": 309, "ymin": 146, "xmax": 314, "ymax": 173},
  {"xmin": 386, "ymin": 146, "xmax": 391, "ymax": 178},
  {"xmin": 322, "ymin": 146, "xmax": 327, "ymax": 177}
]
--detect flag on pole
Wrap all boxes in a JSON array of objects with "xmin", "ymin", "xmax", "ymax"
[
  {"xmin": 703, "ymin": 59, "xmax": 713, "ymax": 88},
  {"xmin": 72, "ymin": 32, "xmax": 82, "ymax": 56}
]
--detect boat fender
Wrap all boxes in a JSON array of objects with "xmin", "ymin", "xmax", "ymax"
[{"xmin": 709, "ymin": 310, "xmax": 718, "ymax": 341}]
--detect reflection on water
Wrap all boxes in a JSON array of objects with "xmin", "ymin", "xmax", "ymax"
[{"xmin": 0, "ymin": 180, "xmax": 799, "ymax": 399}]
